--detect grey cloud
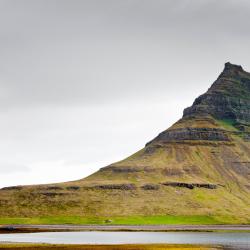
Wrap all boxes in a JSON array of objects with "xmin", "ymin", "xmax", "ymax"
[
  {"xmin": 0, "ymin": 0, "xmax": 250, "ymax": 108},
  {"xmin": 0, "ymin": 1, "xmax": 250, "ymax": 186}
]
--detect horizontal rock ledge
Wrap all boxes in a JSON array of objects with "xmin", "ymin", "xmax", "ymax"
[{"xmin": 162, "ymin": 182, "xmax": 218, "ymax": 189}]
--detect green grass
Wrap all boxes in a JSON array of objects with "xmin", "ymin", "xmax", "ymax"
[
  {"xmin": 216, "ymin": 119, "xmax": 237, "ymax": 131},
  {"xmin": 108, "ymin": 215, "xmax": 223, "ymax": 225},
  {"xmin": 0, "ymin": 215, "xmax": 232, "ymax": 225}
]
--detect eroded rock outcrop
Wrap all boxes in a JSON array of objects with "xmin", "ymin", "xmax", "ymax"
[
  {"xmin": 184, "ymin": 63, "xmax": 250, "ymax": 125},
  {"xmin": 94, "ymin": 184, "xmax": 136, "ymax": 190},
  {"xmin": 162, "ymin": 182, "xmax": 218, "ymax": 190},
  {"xmin": 141, "ymin": 184, "xmax": 160, "ymax": 190},
  {"xmin": 147, "ymin": 128, "xmax": 230, "ymax": 145}
]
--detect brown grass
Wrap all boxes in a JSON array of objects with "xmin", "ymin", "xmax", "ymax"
[{"xmin": 0, "ymin": 244, "xmax": 221, "ymax": 250}]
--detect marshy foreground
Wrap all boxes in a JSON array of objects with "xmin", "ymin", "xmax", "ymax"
[{"xmin": 0, "ymin": 244, "xmax": 236, "ymax": 250}]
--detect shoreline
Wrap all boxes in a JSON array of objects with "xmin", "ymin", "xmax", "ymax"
[
  {"xmin": 0, "ymin": 243, "xmax": 225, "ymax": 250},
  {"xmin": 0, "ymin": 224, "xmax": 250, "ymax": 234}
]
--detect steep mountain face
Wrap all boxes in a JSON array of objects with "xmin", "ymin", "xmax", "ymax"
[
  {"xmin": 184, "ymin": 62, "xmax": 250, "ymax": 128},
  {"xmin": 147, "ymin": 62, "xmax": 250, "ymax": 147},
  {"xmin": 0, "ymin": 63, "xmax": 249, "ymax": 224}
]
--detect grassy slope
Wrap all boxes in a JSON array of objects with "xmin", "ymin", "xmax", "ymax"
[{"xmin": 0, "ymin": 117, "xmax": 249, "ymax": 225}]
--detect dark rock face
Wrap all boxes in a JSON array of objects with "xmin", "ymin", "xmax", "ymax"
[
  {"xmin": 244, "ymin": 133, "xmax": 250, "ymax": 141},
  {"xmin": 141, "ymin": 184, "xmax": 160, "ymax": 190},
  {"xmin": 66, "ymin": 186, "xmax": 80, "ymax": 191},
  {"xmin": 46, "ymin": 186, "xmax": 64, "ymax": 190},
  {"xmin": 184, "ymin": 94, "xmax": 250, "ymax": 123},
  {"xmin": 162, "ymin": 182, "xmax": 217, "ymax": 189},
  {"xmin": 40, "ymin": 192, "xmax": 69, "ymax": 197},
  {"xmin": 183, "ymin": 62, "xmax": 250, "ymax": 125},
  {"xmin": 146, "ymin": 63, "xmax": 250, "ymax": 146},
  {"xmin": 1, "ymin": 186, "xmax": 23, "ymax": 191},
  {"xmin": 94, "ymin": 184, "xmax": 136, "ymax": 190},
  {"xmin": 100, "ymin": 166, "xmax": 140, "ymax": 173},
  {"xmin": 147, "ymin": 128, "xmax": 230, "ymax": 145}
]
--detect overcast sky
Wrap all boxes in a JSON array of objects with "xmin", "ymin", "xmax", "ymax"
[{"xmin": 1, "ymin": 0, "xmax": 250, "ymax": 188}]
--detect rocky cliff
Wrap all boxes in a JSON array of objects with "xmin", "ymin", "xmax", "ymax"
[
  {"xmin": 147, "ymin": 63, "xmax": 250, "ymax": 146},
  {"xmin": 184, "ymin": 63, "xmax": 250, "ymax": 128}
]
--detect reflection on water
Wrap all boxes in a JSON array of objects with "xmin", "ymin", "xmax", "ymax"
[{"xmin": 0, "ymin": 232, "xmax": 249, "ymax": 248}]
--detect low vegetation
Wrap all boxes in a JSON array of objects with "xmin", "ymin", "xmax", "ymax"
[
  {"xmin": 0, "ymin": 244, "xmax": 223, "ymax": 250},
  {"xmin": 0, "ymin": 215, "xmax": 230, "ymax": 225}
]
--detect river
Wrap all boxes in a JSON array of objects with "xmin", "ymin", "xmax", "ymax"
[{"xmin": 0, "ymin": 231, "xmax": 250, "ymax": 248}]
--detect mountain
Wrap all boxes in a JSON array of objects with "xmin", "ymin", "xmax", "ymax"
[{"xmin": 0, "ymin": 63, "xmax": 249, "ymax": 224}]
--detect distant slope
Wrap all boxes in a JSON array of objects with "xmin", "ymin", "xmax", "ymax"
[{"xmin": 0, "ymin": 63, "xmax": 249, "ymax": 224}]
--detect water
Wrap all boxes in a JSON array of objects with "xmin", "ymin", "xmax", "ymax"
[{"xmin": 0, "ymin": 231, "xmax": 250, "ymax": 248}]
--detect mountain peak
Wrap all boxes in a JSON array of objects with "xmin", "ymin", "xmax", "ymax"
[
  {"xmin": 224, "ymin": 62, "xmax": 243, "ymax": 72},
  {"xmin": 218, "ymin": 62, "xmax": 244, "ymax": 78},
  {"xmin": 183, "ymin": 63, "xmax": 250, "ymax": 126}
]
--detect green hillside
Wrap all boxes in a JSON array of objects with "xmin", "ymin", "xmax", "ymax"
[{"xmin": 0, "ymin": 63, "xmax": 249, "ymax": 225}]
